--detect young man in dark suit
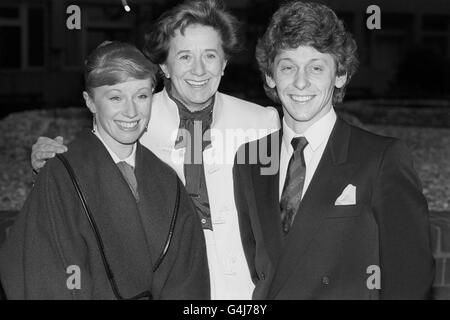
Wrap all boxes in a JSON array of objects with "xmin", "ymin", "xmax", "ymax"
[{"xmin": 233, "ymin": 1, "xmax": 434, "ymax": 299}]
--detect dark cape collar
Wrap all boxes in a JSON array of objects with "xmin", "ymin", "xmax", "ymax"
[{"xmin": 60, "ymin": 129, "xmax": 158, "ymax": 297}]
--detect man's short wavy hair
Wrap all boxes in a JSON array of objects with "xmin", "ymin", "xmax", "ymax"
[
  {"xmin": 143, "ymin": 0, "xmax": 241, "ymax": 67},
  {"xmin": 256, "ymin": 1, "xmax": 359, "ymax": 104}
]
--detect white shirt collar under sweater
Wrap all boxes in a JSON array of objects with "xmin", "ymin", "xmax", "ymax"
[{"xmin": 93, "ymin": 129, "xmax": 136, "ymax": 167}]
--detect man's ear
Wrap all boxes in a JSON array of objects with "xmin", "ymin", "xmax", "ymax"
[
  {"xmin": 160, "ymin": 64, "xmax": 170, "ymax": 78},
  {"xmin": 265, "ymin": 74, "xmax": 276, "ymax": 89},
  {"xmin": 83, "ymin": 91, "xmax": 96, "ymax": 114},
  {"xmin": 335, "ymin": 72, "xmax": 347, "ymax": 89}
]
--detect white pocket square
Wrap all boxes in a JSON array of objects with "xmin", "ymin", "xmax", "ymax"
[{"xmin": 334, "ymin": 184, "xmax": 356, "ymax": 206}]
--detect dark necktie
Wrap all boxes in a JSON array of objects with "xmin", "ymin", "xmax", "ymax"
[
  {"xmin": 117, "ymin": 161, "xmax": 139, "ymax": 202},
  {"xmin": 171, "ymin": 91, "xmax": 214, "ymax": 230},
  {"xmin": 280, "ymin": 136, "xmax": 308, "ymax": 235}
]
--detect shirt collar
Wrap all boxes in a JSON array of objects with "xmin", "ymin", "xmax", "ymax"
[
  {"xmin": 93, "ymin": 130, "xmax": 136, "ymax": 167},
  {"xmin": 282, "ymin": 107, "xmax": 337, "ymax": 152}
]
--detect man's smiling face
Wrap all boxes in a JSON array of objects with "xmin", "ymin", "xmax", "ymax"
[{"xmin": 266, "ymin": 45, "xmax": 347, "ymax": 133}]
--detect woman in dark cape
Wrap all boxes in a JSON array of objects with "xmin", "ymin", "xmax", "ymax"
[{"xmin": 0, "ymin": 41, "xmax": 209, "ymax": 299}]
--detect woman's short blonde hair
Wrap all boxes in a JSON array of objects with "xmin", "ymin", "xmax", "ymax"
[{"xmin": 84, "ymin": 41, "xmax": 158, "ymax": 95}]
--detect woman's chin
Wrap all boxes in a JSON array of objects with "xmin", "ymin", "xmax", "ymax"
[{"xmin": 114, "ymin": 131, "xmax": 143, "ymax": 145}]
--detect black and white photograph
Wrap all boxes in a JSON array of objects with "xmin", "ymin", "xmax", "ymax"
[{"xmin": 0, "ymin": 0, "xmax": 449, "ymax": 303}]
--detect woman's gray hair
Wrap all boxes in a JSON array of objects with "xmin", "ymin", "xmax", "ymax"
[{"xmin": 143, "ymin": 0, "xmax": 242, "ymax": 66}]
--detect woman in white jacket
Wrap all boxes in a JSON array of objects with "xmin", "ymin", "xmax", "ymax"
[{"xmin": 30, "ymin": 0, "xmax": 279, "ymax": 300}]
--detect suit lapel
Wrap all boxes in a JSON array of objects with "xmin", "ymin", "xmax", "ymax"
[{"xmin": 267, "ymin": 118, "xmax": 359, "ymax": 298}]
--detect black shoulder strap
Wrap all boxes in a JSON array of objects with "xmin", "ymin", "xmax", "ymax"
[
  {"xmin": 55, "ymin": 154, "xmax": 118, "ymax": 282},
  {"xmin": 152, "ymin": 176, "xmax": 180, "ymax": 272},
  {"xmin": 55, "ymin": 153, "xmax": 180, "ymax": 273}
]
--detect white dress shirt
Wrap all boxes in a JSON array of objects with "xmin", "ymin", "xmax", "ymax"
[
  {"xmin": 279, "ymin": 108, "xmax": 337, "ymax": 200},
  {"xmin": 93, "ymin": 129, "xmax": 136, "ymax": 167}
]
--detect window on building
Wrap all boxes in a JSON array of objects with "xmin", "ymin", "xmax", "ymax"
[
  {"xmin": 422, "ymin": 15, "xmax": 449, "ymax": 58},
  {"xmin": 423, "ymin": 15, "xmax": 449, "ymax": 32},
  {"xmin": 63, "ymin": 4, "xmax": 134, "ymax": 68},
  {"xmin": 0, "ymin": 4, "xmax": 45, "ymax": 70},
  {"xmin": 0, "ymin": 26, "xmax": 21, "ymax": 68},
  {"xmin": 367, "ymin": 14, "xmax": 414, "ymax": 69},
  {"xmin": 423, "ymin": 36, "xmax": 448, "ymax": 56},
  {"xmin": 64, "ymin": 29, "xmax": 83, "ymax": 68},
  {"xmin": 28, "ymin": 7, "xmax": 45, "ymax": 67},
  {"xmin": 381, "ymin": 13, "xmax": 414, "ymax": 31},
  {"xmin": 0, "ymin": 6, "xmax": 19, "ymax": 19}
]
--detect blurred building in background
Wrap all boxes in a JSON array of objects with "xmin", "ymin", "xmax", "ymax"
[{"xmin": 0, "ymin": 0, "xmax": 449, "ymax": 116}]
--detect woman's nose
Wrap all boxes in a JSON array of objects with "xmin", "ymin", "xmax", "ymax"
[
  {"xmin": 192, "ymin": 57, "xmax": 206, "ymax": 76},
  {"xmin": 123, "ymin": 99, "xmax": 138, "ymax": 118}
]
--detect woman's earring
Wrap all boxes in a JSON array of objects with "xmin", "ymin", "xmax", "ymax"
[{"xmin": 92, "ymin": 115, "xmax": 96, "ymax": 133}]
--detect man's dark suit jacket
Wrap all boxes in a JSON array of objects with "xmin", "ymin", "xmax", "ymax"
[{"xmin": 233, "ymin": 117, "xmax": 434, "ymax": 299}]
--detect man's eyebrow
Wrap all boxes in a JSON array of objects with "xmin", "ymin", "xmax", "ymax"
[
  {"xmin": 276, "ymin": 57, "xmax": 294, "ymax": 64},
  {"xmin": 276, "ymin": 57, "xmax": 327, "ymax": 64}
]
